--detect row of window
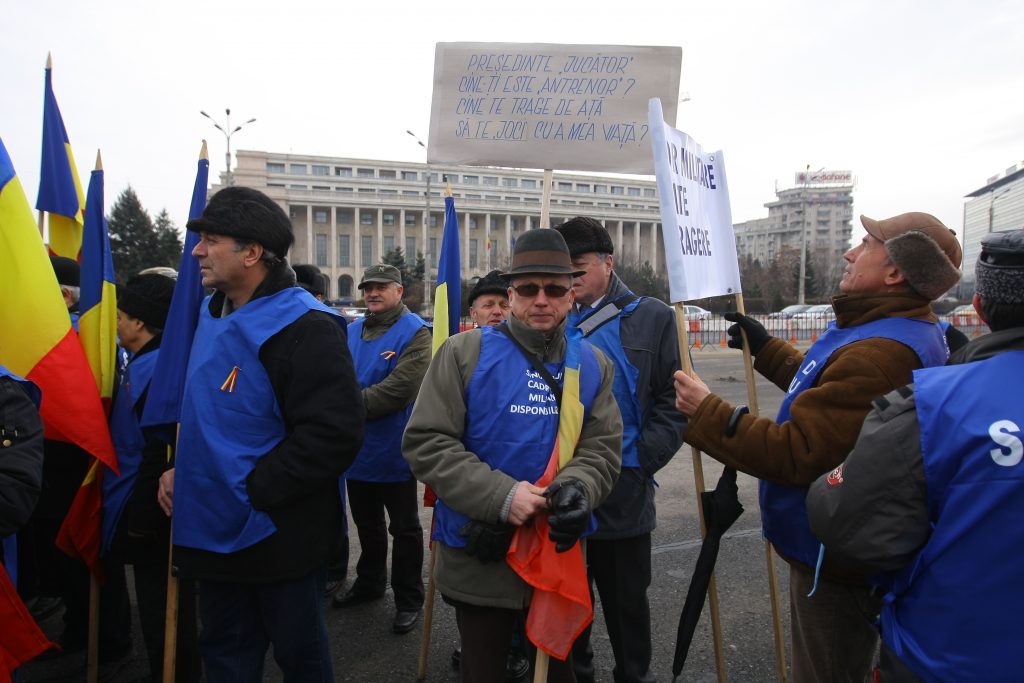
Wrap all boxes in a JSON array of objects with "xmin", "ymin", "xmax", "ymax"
[
  {"xmin": 267, "ymin": 162, "xmax": 655, "ymax": 197},
  {"xmin": 311, "ymin": 233, "xmax": 488, "ymax": 269},
  {"xmin": 305, "ymin": 210, "xmax": 547, "ymax": 232}
]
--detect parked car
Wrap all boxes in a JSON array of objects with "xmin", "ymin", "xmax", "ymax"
[
  {"xmin": 769, "ymin": 304, "xmax": 812, "ymax": 319},
  {"xmin": 684, "ymin": 305, "xmax": 712, "ymax": 320},
  {"xmin": 949, "ymin": 304, "xmax": 980, "ymax": 326},
  {"xmin": 332, "ymin": 306, "xmax": 366, "ymax": 323},
  {"xmin": 792, "ymin": 304, "xmax": 834, "ymax": 329}
]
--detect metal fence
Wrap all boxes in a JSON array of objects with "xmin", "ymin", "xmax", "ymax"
[{"xmin": 685, "ymin": 312, "xmax": 991, "ymax": 351}]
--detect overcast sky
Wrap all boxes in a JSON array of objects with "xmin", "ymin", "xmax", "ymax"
[{"xmin": 4, "ymin": 0, "xmax": 1021, "ymax": 246}]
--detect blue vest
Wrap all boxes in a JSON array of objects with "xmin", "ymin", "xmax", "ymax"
[
  {"xmin": 101, "ymin": 348, "xmax": 158, "ymax": 556},
  {"xmin": 0, "ymin": 365, "xmax": 39, "ymax": 584},
  {"xmin": 173, "ymin": 288, "xmax": 338, "ymax": 554},
  {"xmin": 434, "ymin": 326, "xmax": 601, "ymax": 547},
  {"xmin": 760, "ymin": 317, "xmax": 948, "ymax": 568},
  {"xmin": 345, "ymin": 312, "xmax": 428, "ymax": 482},
  {"xmin": 881, "ymin": 351, "xmax": 1024, "ymax": 682},
  {"xmin": 570, "ymin": 296, "xmax": 644, "ymax": 469}
]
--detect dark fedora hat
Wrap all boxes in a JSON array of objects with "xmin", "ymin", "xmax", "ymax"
[{"xmin": 503, "ymin": 229, "xmax": 585, "ymax": 278}]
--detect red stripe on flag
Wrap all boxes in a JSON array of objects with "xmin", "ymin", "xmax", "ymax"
[
  {"xmin": 55, "ymin": 461, "xmax": 104, "ymax": 579},
  {"xmin": 26, "ymin": 329, "xmax": 117, "ymax": 473},
  {"xmin": 0, "ymin": 564, "xmax": 54, "ymax": 679}
]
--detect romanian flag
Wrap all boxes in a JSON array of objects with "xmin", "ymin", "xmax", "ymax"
[
  {"xmin": 36, "ymin": 55, "xmax": 85, "ymax": 261},
  {"xmin": 431, "ymin": 195, "xmax": 461, "ymax": 355},
  {"xmin": 0, "ymin": 554, "xmax": 53, "ymax": 681},
  {"xmin": 56, "ymin": 157, "xmax": 119, "ymax": 576},
  {"xmin": 0, "ymin": 137, "xmax": 116, "ymax": 471},
  {"xmin": 140, "ymin": 145, "xmax": 209, "ymax": 433},
  {"xmin": 507, "ymin": 326, "xmax": 592, "ymax": 660},
  {"xmin": 77, "ymin": 156, "xmax": 118, "ymax": 407}
]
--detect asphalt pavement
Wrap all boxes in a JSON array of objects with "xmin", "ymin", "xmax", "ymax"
[{"xmin": 22, "ymin": 347, "xmax": 797, "ymax": 683}]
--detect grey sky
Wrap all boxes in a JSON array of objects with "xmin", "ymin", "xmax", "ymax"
[{"xmin": 4, "ymin": 0, "xmax": 1021, "ymax": 246}]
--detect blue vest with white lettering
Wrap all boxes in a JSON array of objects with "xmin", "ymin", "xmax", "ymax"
[
  {"xmin": 101, "ymin": 348, "xmax": 158, "ymax": 556},
  {"xmin": 345, "ymin": 312, "xmax": 428, "ymax": 482},
  {"xmin": 433, "ymin": 326, "xmax": 601, "ymax": 547},
  {"xmin": 760, "ymin": 317, "xmax": 948, "ymax": 568},
  {"xmin": 0, "ymin": 365, "xmax": 39, "ymax": 582},
  {"xmin": 173, "ymin": 288, "xmax": 338, "ymax": 553},
  {"xmin": 569, "ymin": 297, "xmax": 643, "ymax": 469},
  {"xmin": 880, "ymin": 351, "xmax": 1024, "ymax": 682}
]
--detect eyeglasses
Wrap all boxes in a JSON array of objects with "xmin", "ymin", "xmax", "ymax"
[{"xmin": 512, "ymin": 283, "xmax": 571, "ymax": 299}]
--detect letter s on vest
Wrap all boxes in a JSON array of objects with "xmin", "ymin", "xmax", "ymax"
[{"xmin": 989, "ymin": 420, "xmax": 1023, "ymax": 467}]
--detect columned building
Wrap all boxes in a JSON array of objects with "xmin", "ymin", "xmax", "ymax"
[
  {"xmin": 224, "ymin": 150, "xmax": 666, "ymax": 300},
  {"xmin": 961, "ymin": 163, "xmax": 1024, "ymax": 293}
]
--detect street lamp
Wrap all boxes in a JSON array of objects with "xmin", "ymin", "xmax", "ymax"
[
  {"xmin": 200, "ymin": 108, "xmax": 256, "ymax": 186},
  {"xmin": 406, "ymin": 129, "xmax": 432, "ymax": 308},
  {"xmin": 989, "ymin": 186, "xmax": 1014, "ymax": 233}
]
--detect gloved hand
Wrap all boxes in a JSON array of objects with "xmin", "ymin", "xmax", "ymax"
[
  {"xmin": 459, "ymin": 521, "xmax": 515, "ymax": 563},
  {"xmin": 723, "ymin": 312, "xmax": 771, "ymax": 355},
  {"xmin": 546, "ymin": 478, "xmax": 590, "ymax": 553}
]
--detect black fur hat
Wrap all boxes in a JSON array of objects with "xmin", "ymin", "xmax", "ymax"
[
  {"xmin": 468, "ymin": 270, "xmax": 509, "ymax": 307},
  {"xmin": 554, "ymin": 216, "xmax": 614, "ymax": 257},
  {"xmin": 293, "ymin": 264, "xmax": 325, "ymax": 297},
  {"xmin": 976, "ymin": 229, "xmax": 1024, "ymax": 304},
  {"xmin": 117, "ymin": 272, "xmax": 175, "ymax": 329},
  {"xmin": 186, "ymin": 186, "xmax": 294, "ymax": 259},
  {"xmin": 50, "ymin": 256, "xmax": 80, "ymax": 287}
]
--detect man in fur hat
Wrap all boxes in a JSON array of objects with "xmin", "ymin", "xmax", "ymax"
[
  {"xmin": 807, "ymin": 228, "xmax": 1024, "ymax": 682},
  {"xmin": 468, "ymin": 269, "xmax": 511, "ymax": 328},
  {"xmin": 156, "ymin": 186, "xmax": 364, "ymax": 681},
  {"xmin": 675, "ymin": 212, "xmax": 962, "ymax": 683}
]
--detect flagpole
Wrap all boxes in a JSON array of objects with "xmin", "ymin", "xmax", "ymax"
[
  {"xmin": 734, "ymin": 295, "xmax": 787, "ymax": 683},
  {"xmin": 674, "ymin": 303, "xmax": 727, "ymax": 683},
  {"xmin": 540, "ymin": 170, "xmax": 553, "ymax": 228}
]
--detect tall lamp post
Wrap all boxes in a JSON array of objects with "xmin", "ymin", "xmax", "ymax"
[
  {"xmin": 989, "ymin": 186, "xmax": 1013, "ymax": 233},
  {"xmin": 407, "ymin": 130, "xmax": 432, "ymax": 308},
  {"xmin": 200, "ymin": 108, "xmax": 256, "ymax": 186}
]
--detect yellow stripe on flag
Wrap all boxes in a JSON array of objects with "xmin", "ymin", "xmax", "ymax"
[
  {"xmin": 46, "ymin": 142, "xmax": 85, "ymax": 259},
  {"xmin": 77, "ymin": 279, "xmax": 118, "ymax": 400},
  {"xmin": 432, "ymin": 283, "xmax": 450, "ymax": 356},
  {"xmin": 556, "ymin": 364, "xmax": 584, "ymax": 470}
]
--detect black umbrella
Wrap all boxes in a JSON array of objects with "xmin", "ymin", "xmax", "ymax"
[{"xmin": 671, "ymin": 466, "xmax": 744, "ymax": 681}]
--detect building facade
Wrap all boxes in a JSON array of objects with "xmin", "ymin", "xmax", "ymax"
[
  {"xmin": 961, "ymin": 163, "xmax": 1024, "ymax": 293},
  {"xmin": 733, "ymin": 175, "xmax": 855, "ymax": 283},
  {"xmin": 224, "ymin": 150, "xmax": 666, "ymax": 300}
]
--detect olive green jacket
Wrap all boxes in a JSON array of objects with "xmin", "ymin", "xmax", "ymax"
[{"xmin": 402, "ymin": 315, "xmax": 622, "ymax": 608}]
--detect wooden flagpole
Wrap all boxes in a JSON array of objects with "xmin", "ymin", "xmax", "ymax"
[
  {"xmin": 733, "ymin": 295, "xmax": 788, "ymax": 682},
  {"xmin": 675, "ymin": 303, "xmax": 728, "ymax": 683},
  {"xmin": 162, "ymin": 441, "xmax": 179, "ymax": 682},
  {"xmin": 86, "ymin": 573, "xmax": 99, "ymax": 683}
]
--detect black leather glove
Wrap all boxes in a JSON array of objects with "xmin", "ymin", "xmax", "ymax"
[
  {"xmin": 723, "ymin": 312, "xmax": 770, "ymax": 355},
  {"xmin": 459, "ymin": 521, "xmax": 515, "ymax": 563},
  {"xmin": 546, "ymin": 478, "xmax": 590, "ymax": 553}
]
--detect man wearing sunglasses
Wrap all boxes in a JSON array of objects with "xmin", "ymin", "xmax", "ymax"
[
  {"xmin": 404, "ymin": 228, "xmax": 623, "ymax": 683},
  {"xmin": 554, "ymin": 217, "xmax": 685, "ymax": 683}
]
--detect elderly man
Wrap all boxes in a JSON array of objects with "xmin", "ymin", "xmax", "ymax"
[
  {"xmin": 333, "ymin": 264, "xmax": 430, "ymax": 636},
  {"xmin": 468, "ymin": 269, "xmax": 511, "ymax": 328},
  {"xmin": 102, "ymin": 271, "xmax": 201, "ymax": 682},
  {"xmin": 404, "ymin": 228, "xmax": 622, "ymax": 683},
  {"xmin": 675, "ymin": 212, "xmax": 961, "ymax": 682},
  {"xmin": 554, "ymin": 217, "xmax": 685, "ymax": 683},
  {"xmin": 157, "ymin": 186, "xmax": 364, "ymax": 682},
  {"xmin": 807, "ymin": 229, "xmax": 1024, "ymax": 682}
]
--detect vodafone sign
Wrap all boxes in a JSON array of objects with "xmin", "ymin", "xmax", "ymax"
[{"xmin": 795, "ymin": 169, "xmax": 853, "ymax": 185}]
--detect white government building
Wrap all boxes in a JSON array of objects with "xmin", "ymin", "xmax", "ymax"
[{"xmin": 224, "ymin": 150, "xmax": 668, "ymax": 300}]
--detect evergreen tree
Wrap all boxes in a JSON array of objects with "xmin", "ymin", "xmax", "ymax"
[
  {"xmin": 107, "ymin": 186, "xmax": 174, "ymax": 282},
  {"xmin": 153, "ymin": 209, "xmax": 185, "ymax": 270},
  {"xmin": 616, "ymin": 259, "xmax": 669, "ymax": 301}
]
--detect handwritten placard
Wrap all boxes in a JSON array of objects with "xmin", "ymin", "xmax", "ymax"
[
  {"xmin": 649, "ymin": 98, "xmax": 741, "ymax": 303},
  {"xmin": 428, "ymin": 43, "xmax": 681, "ymax": 174}
]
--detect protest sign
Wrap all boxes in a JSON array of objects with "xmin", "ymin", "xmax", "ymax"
[
  {"xmin": 649, "ymin": 97, "xmax": 741, "ymax": 303},
  {"xmin": 428, "ymin": 43, "xmax": 681, "ymax": 174}
]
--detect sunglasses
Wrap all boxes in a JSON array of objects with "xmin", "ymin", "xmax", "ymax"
[{"xmin": 512, "ymin": 283, "xmax": 571, "ymax": 299}]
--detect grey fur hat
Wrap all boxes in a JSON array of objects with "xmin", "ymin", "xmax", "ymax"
[
  {"xmin": 976, "ymin": 229, "xmax": 1024, "ymax": 304},
  {"xmin": 861, "ymin": 212, "xmax": 962, "ymax": 300}
]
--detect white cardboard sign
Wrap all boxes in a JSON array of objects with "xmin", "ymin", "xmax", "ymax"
[
  {"xmin": 428, "ymin": 42, "xmax": 681, "ymax": 174},
  {"xmin": 649, "ymin": 98, "xmax": 741, "ymax": 303}
]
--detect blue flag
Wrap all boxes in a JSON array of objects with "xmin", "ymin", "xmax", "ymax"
[
  {"xmin": 431, "ymin": 195, "xmax": 462, "ymax": 354},
  {"xmin": 140, "ymin": 155, "xmax": 208, "ymax": 433}
]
